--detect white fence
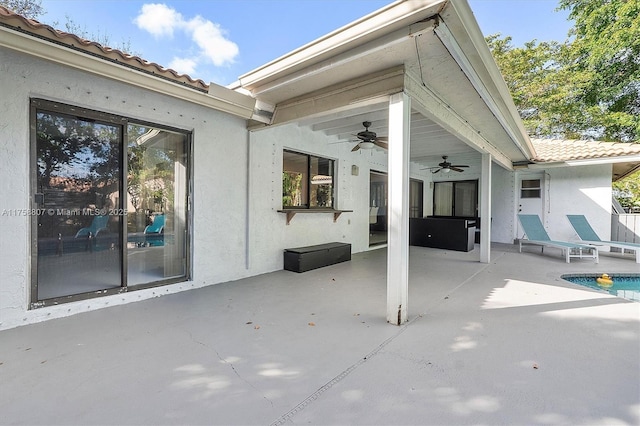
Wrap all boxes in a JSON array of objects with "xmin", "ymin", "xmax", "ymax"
[{"xmin": 611, "ymin": 214, "xmax": 640, "ymax": 244}]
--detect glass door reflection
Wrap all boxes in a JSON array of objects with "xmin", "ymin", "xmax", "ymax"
[
  {"xmin": 34, "ymin": 109, "xmax": 122, "ymax": 300},
  {"xmin": 126, "ymin": 125, "xmax": 188, "ymax": 286}
]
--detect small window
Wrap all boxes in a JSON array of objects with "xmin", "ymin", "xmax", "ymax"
[
  {"xmin": 521, "ymin": 179, "xmax": 541, "ymax": 198},
  {"xmin": 283, "ymin": 150, "xmax": 334, "ymax": 208}
]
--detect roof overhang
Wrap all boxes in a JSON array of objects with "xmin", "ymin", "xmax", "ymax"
[
  {"xmin": 233, "ymin": 0, "xmax": 535, "ymax": 169},
  {"xmin": 529, "ymin": 138, "xmax": 640, "ymax": 181},
  {"xmin": 0, "ymin": 17, "xmax": 255, "ymax": 119}
]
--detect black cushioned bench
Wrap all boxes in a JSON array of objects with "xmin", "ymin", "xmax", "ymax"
[{"xmin": 284, "ymin": 242, "xmax": 351, "ymax": 273}]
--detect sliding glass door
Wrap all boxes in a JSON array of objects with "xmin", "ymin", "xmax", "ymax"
[
  {"xmin": 31, "ymin": 99, "xmax": 190, "ymax": 307},
  {"xmin": 33, "ymin": 104, "xmax": 124, "ymax": 300}
]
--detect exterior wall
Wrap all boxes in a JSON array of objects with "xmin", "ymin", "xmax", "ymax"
[
  {"xmin": 509, "ymin": 165, "xmax": 613, "ymax": 244},
  {"xmin": 0, "ymin": 45, "xmax": 618, "ymax": 330},
  {"xmin": 545, "ymin": 164, "xmax": 612, "ymax": 242},
  {"xmin": 247, "ymin": 122, "xmax": 432, "ymax": 273},
  {"xmin": 432, "ymin": 161, "xmax": 613, "ymax": 246},
  {"xmin": 490, "ymin": 164, "xmax": 517, "ymax": 244},
  {"xmin": 0, "ymin": 47, "xmax": 251, "ymax": 330},
  {"xmin": 427, "ymin": 158, "xmax": 517, "ymax": 244}
]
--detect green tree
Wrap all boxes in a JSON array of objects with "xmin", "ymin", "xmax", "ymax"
[
  {"xmin": 613, "ymin": 170, "xmax": 640, "ymax": 211},
  {"xmin": 54, "ymin": 15, "xmax": 139, "ymax": 55},
  {"xmin": 0, "ymin": 0, "xmax": 43, "ymax": 19},
  {"xmin": 488, "ymin": 0, "xmax": 640, "ymax": 208},
  {"xmin": 486, "ymin": 36, "xmax": 587, "ymax": 138},
  {"xmin": 559, "ymin": 0, "xmax": 640, "ymax": 143},
  {"xmin": 488, "ymin": 0, "xmax": 639, "ymax": 142}
]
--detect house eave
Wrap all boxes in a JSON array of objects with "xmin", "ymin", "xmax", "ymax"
[
  {"xmin": 0, "ymin": 24, "xmax": 256, "ymax": 119},
  {"xmin": 237, "ymin": 0, "xmax": 446, "ymax": 91},
  {"xmin": 440, "ymin": 0, "xmax": 535, "ymax": 161}
]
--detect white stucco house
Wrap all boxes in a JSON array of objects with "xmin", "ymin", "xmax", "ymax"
[{"xmin": 1, "ymin": 0, "xmax": 639, "ymax": 331}]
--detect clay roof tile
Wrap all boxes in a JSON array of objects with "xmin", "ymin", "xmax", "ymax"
[
  {"xmin": 531, "ymin": 138, "xmax": 640, "ymax": 162},
  {"xmin": 0, "ymin": 5, "xmax": 209, "ymax": 91}
]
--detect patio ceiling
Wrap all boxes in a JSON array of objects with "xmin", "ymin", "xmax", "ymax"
[{"xmin": 234, "ymin": 0, "xmax": 534, "ymax": 170}]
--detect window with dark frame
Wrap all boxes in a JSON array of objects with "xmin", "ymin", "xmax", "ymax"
[
  {"xmin": 433, "ymin": 179, "xmax": 478, "ymax": 218},
  {"xmin": 282, "ymin": 150, "xmax": 334, "ymax": 209},
  {"xmin": 520, "ymin": 179, "xmax": 541, "ymax": 198}
]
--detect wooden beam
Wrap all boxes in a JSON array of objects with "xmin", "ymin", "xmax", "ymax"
[{"xmin": 271, "ymin": 66, "xmax": 405, "ymax": 126}]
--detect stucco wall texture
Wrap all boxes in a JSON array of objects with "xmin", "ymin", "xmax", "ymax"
[{"xmin": 0, "ymin": 46, "xmax": 616, "ymax": 330}]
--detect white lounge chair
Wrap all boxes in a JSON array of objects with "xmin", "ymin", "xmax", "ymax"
[
  {"xmin": 567, "ymin": 214, "xmax": 640, "ymax": 263},
  {"xmin": 517, "ymin": 214, "xmax": 598, "ymax": 263}
]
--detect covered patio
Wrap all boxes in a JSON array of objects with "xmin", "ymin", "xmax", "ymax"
[{"xmin": 1, "ymin": 244, "xmax": 638, "ymax": 425}]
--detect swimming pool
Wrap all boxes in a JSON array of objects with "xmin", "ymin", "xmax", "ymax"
[{"xmin": 561, "ymin": 274, "xmax": 640, "ymax": 302}]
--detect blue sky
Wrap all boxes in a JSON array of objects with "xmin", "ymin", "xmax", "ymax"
[{"xmin": 38, "ymin": 0, "xmax": 572, "ymax": 87}]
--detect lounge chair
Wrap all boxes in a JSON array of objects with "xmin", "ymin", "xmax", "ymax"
[
  {"xmin": 517, "ymin": 214, "xmax": 598, "ymax": 263},
  {"xmin": 75, "ymin": 214, "xmax": 109, "ymax": 238},
  {"xmin": 144, "ymin": 214, "xmax": 165, "ymax": 247},
  {"xmin": 144, "ymin": 214, "xmax": 165, "ymax": 234},
  {"xmin": 567, "ymin": 214, "xmax": 640, "ymax": 263}
]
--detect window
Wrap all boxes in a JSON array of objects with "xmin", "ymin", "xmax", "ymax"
[
  {"xmin": 521, "ymin": 179, "xmax": 541, "ymax": 198},
  {"xmin": 283, "ymin": 150, "xmax": 334, "ymax": 208},
  {"xmin": 433, "ymin": 180, "xmax": 478, "ymax": 217},
  {"xmin": 30, "ymin": 99, "xmax": 191, "ymax": 307}
]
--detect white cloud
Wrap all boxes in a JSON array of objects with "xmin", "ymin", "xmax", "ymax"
[
  {"xmin": 135, "ymin": 3, "xmax": 239, "ymax": 71},
  {"xmin": 134, "ymin": 3, "xmax": 182, "ymax": 38},
  {"xmin": 185, "ymin": 16, "xmax": 239, "ymax": 67},
  {"xmin": 168, "ymin": 57, "xmax": 198, "ymax": 75}
]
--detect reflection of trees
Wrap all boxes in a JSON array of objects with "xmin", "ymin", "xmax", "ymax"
[
  {"xmin": 37, "ymin": 112, "xmax": 119, "ymax": 195},
  {"xmin": 127, "ymin": 125, "xmax": 177, "ymax": 231},
  {"xmin": 36, "ymin": 112, "xmax": 121, "ymax": 236},
  {"xmin": 127, "ymin": 125, "xmax": 147, "ymax": 213},
  {"xmin": 315, "ymin": 184, "xmax": 331, "ymax": 207},
  {"xmin": 283, "ymin": 172, "xmax": 303, "ymax": 207}
]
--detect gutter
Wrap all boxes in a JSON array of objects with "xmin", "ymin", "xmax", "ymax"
[
  {"xmin": 236, "ymin": 0, "xmax": 445, "ymax": 91},
  {"xmin": 0, "ymin": 24, "xmax": 256, "ymax": 119}
]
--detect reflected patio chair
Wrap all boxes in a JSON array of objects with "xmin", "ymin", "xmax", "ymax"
[
  {"xmin": 75, "ymin": 214, "xmax": 109, "ymax": 238},
  {"xmin": 517, "ymin": 214, "xmax": 598, "ymax": 263},
  {"xmin": 144, "ymin": 214, "xmax": 165, "ymax": 246},
  {"xmin": 567, "ymin": 214, "xmax": 640, "ymax": 263}
]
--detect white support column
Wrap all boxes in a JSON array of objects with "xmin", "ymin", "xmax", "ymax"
[
  {"xmin": 480, "ymin": 153, "xmax": 492, "ymax": 263},
  {"xmin": 386, "ymin": 92, "xmax": 411, "ymax": 325}
]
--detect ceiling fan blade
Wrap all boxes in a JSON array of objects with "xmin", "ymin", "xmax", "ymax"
[
  {"xmin": 451, "ymin": 164, "xmax": 469, "ymax": 168},
  {"xmin": 374, "ymin": 140, "xmax": 388, "ymax": 149},
  {"xmin": 432, "ymin": 168, "xmax": 441, "ymax": 174},
  {"xmin": 451, "ymin": 166, "xmax": 465, "ymax": 172},
  {"xmin": 376, "ymin": 136, "xmax": 388, "ymax": 142},
  {"xmin": 351, "ymin": 143, "xmax": 361, "ymax": 152}
]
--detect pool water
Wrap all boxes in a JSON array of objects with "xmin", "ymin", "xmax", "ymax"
[{"xmin": 561, "ymin": 274, "xmax": 640, "ymax": 302}]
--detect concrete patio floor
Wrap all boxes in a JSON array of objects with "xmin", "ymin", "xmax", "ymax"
[{"xmin": 1, "ymin": 243, "xmax": 639, "ymax": 425}]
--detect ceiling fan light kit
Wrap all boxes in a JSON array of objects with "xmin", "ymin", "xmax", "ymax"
[{"xmin": 359, "ymin": 141, "xmax": 375, "ymax": 149}]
